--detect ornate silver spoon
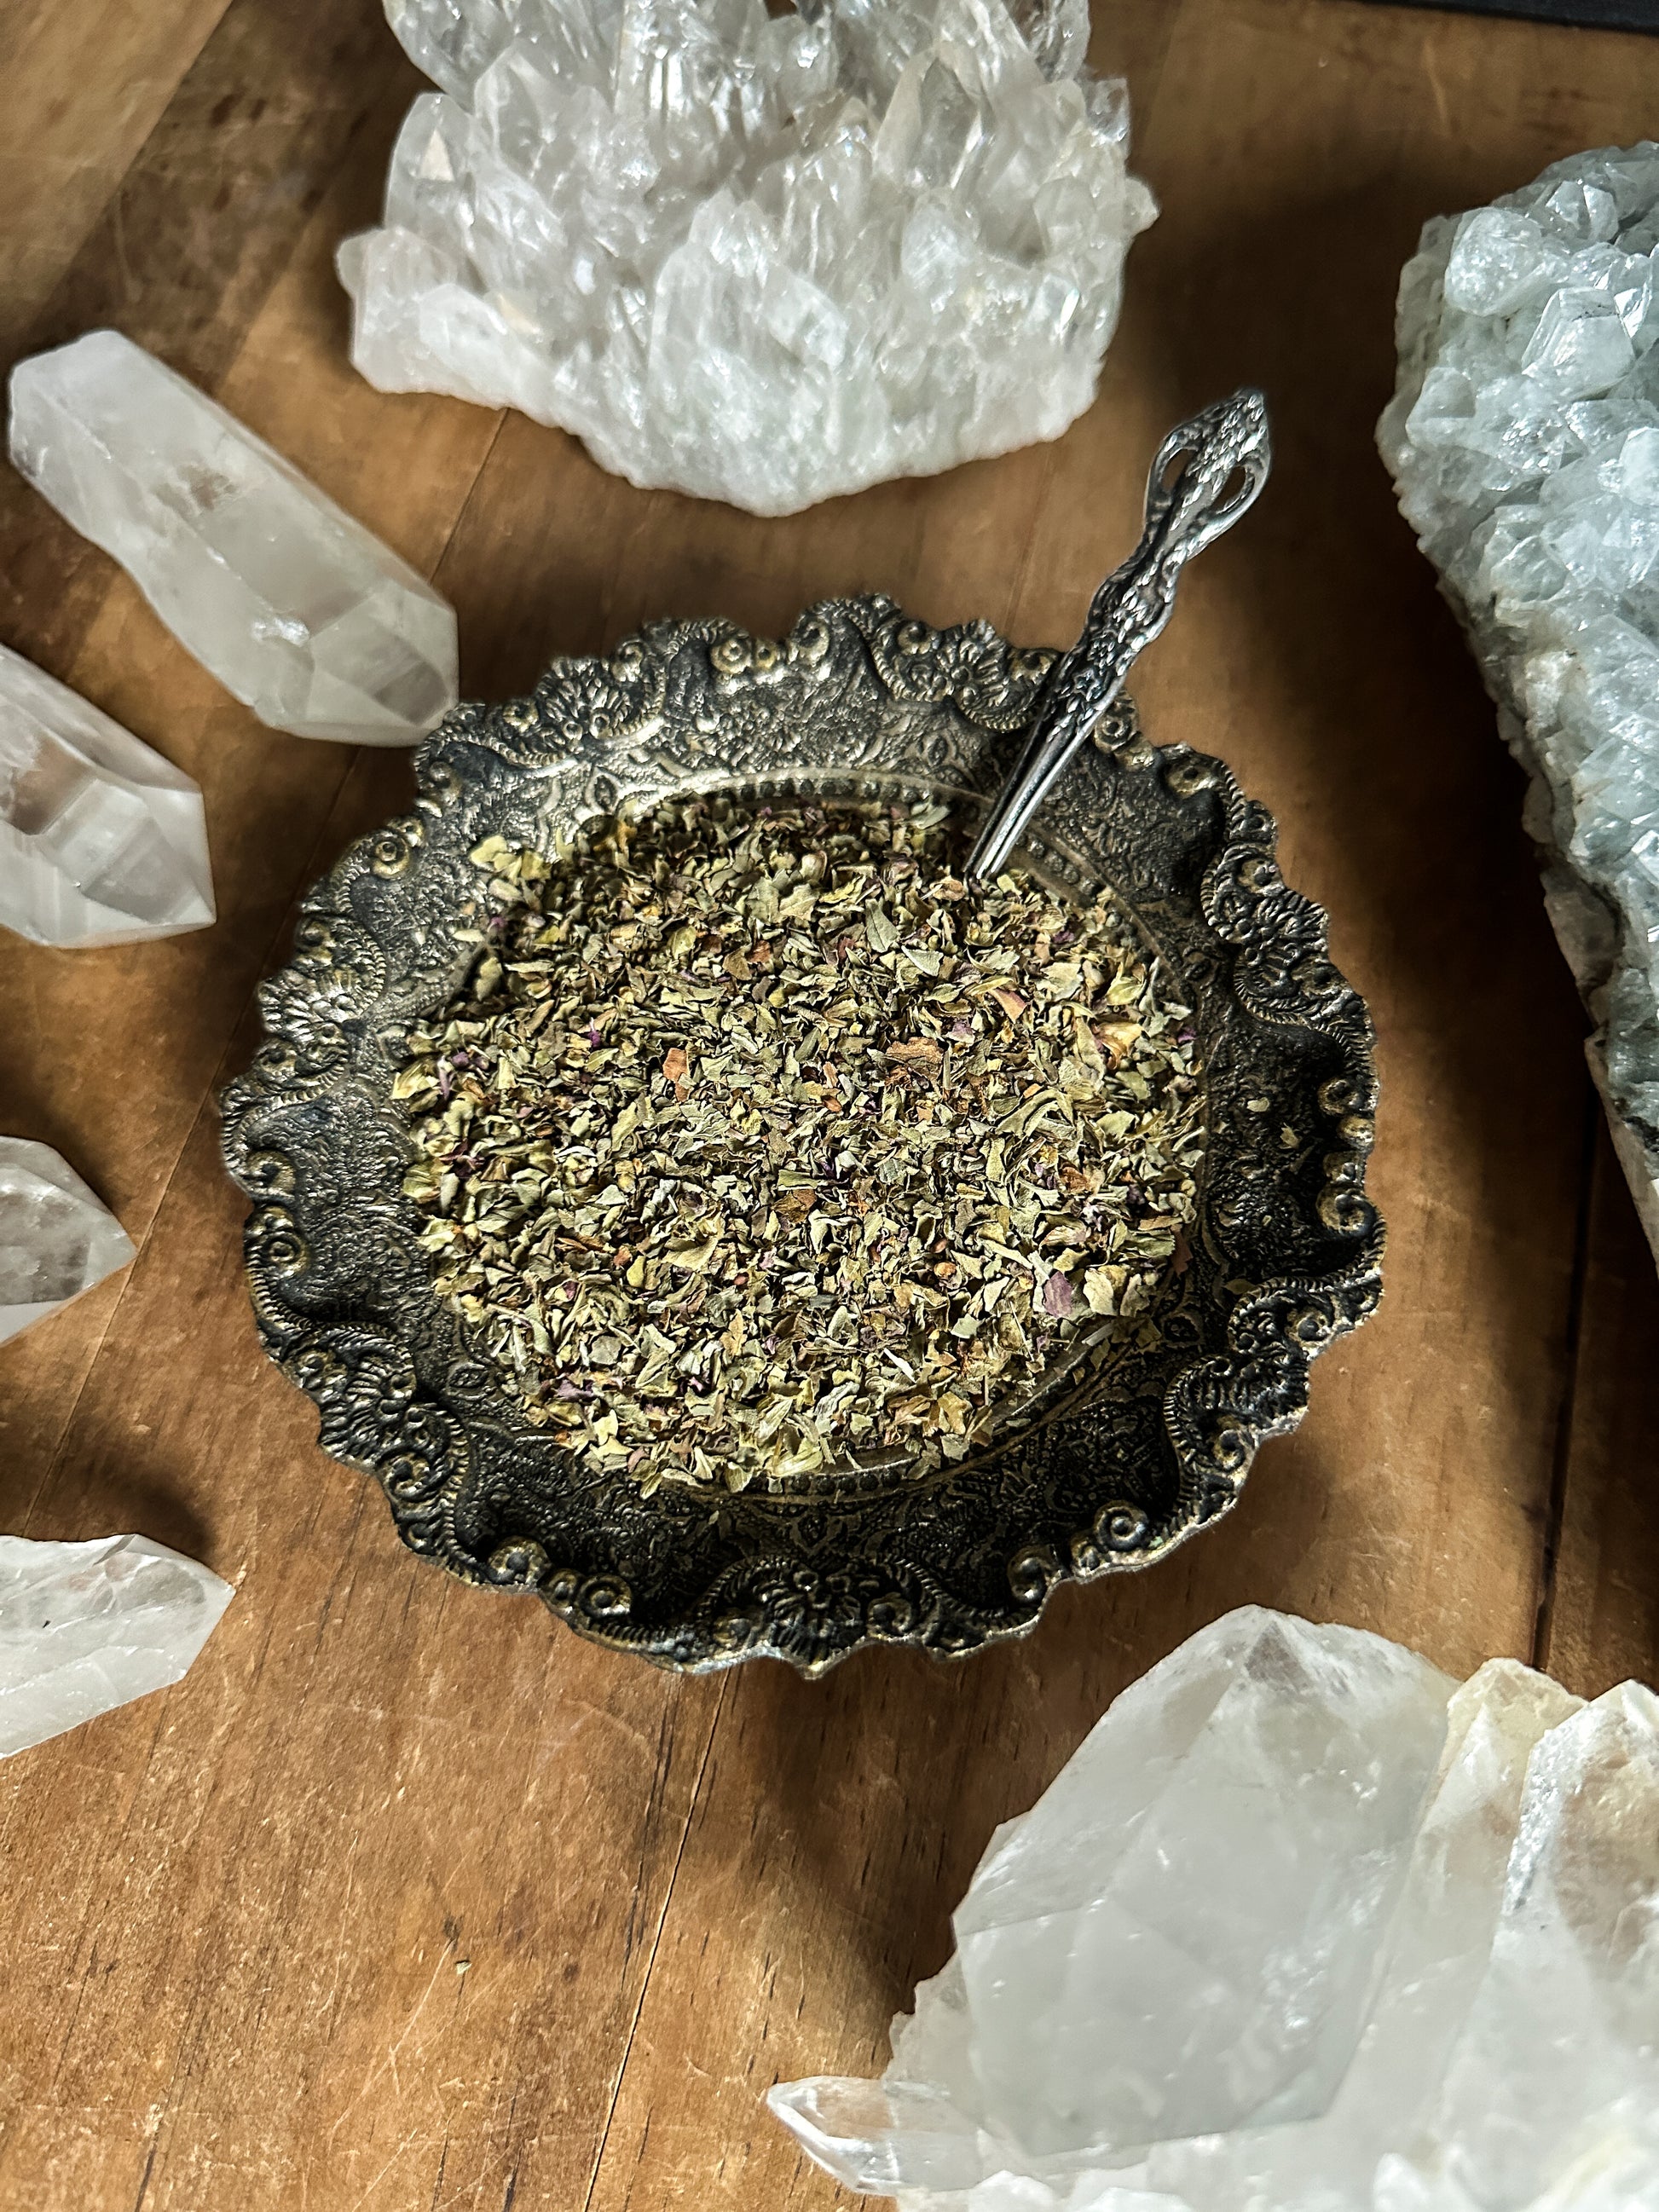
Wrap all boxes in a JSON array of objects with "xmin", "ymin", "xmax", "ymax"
[{"xmin": 968, "ymin": 388, "xmax": 1272, "ymax": 881}]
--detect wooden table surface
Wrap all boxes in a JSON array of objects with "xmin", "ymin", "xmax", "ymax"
[{"xmin": 4, "ymin": 0, "xmax": 1659, "ymax": 2204}]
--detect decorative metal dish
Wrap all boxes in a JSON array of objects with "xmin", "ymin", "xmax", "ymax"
[{"xmin": 222, "ymin": 396, "xmax": 1382, "ymax": 1675}]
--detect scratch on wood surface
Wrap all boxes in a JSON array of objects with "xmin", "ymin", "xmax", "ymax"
[
  {"xmin": 1420, "ymin": 29, "xmax": 1452, "ymax": 136},
  {"xmin": 48, "ymin": 1705, "xmax": 174, "ymax": 2093},
  {"xmin": 544, "ymin": 1700, "xmax": 657, "ymax": 1768},
  {"xmin": 344, "ymin": 2130, "xmax": 438, "ymax": 2212},
  {"xmin": 16, "ymin": 1260, "xmax": 141, "ymax": 1539},
  {"xmin": 426, "ymin": 2134, "xmax": 450, "ymax": 2211},
  {"xmin": 130, "ymin": 2135, "xmax": 159, "ymax": 2212},
  {"xmin": 328, "ymin": 1935, "xmax": 461, "ymax": 2141},
  {"xmin": 322, "ymin": 1821, "xmax": 364, "ymax": 2028}
]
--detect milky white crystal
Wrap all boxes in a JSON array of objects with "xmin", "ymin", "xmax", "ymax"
[
  {"xmin": 0, "ymin": 1138, "xmax": 135, "ymax": 1344},
  {"xmin": 1379, "ymin": 145, "xmax": 1659, "ymax": 1269},
  {"xmin": 0, "ymin": 643, "xmax": 213, "ymax": 947},
  {"xmin": 0, "ymin": 1533, "xmax": 234, "ymax": 1759},
  {"xmin": 770, "ymin": 1606, "xmax": 1659, "ymax": 2212},
  {"xmin": 338, "ymin": 0, "xmax": 1154, "ymax": 516},
  {"xmin": 8, "ymin": 331, "xmax": 459, "ymax": 745}
]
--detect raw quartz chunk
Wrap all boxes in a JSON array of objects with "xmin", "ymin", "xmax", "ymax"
[
  {"xmin": 0, "ymin": 1533, "xmax": 233, "ymax": 1759},
  {"xmin": 338, "ymin": 0, "xmax": 1154, "ymax": 515},
  {"xmin": 1383, "ymin": 1682, "xmax": 1659, "ymax": 2212},
  {"xmin": 769, "ymin": 1605, "xmax": 1659, "ymax": 2212},
  {"xmin": 8, "ymin": 332, "xmax": 459, "ymax": 745},
  {"xmin": 0, "ymin": 1137, "xmax": 135, "ymax": 1344},
  {"xmin": 0, "ymin": 643, "xmax": 213, "ymax": 947},
  {"xmin": 1379, "ymin": 144, "xmax": 1659, "ymax": 1272}
]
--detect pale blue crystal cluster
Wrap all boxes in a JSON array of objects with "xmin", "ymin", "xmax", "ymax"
[
  {"xmin": 1380, "ymin": 146, "xmax": 1659, "ymax": 1257},
  {"xmin": 339, "ymin": 0, "xmax": 1154, "ymax": 515}
]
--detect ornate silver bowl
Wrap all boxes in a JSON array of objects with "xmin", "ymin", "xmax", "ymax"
[
  {"xmin": 221, "ymin": 599, "xmax": 1380, "ymax": 1672},
  {"xmin": 222, "ymin": 403, "xmax": 1382, "ymax": 1675}
]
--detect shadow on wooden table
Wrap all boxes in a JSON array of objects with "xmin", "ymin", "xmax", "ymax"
[
  {"xmin": 0, "ymin": 1378, "xmax": 213, "ymax": 1563},
  {"xmin": 707, "ymin": 1415, "xmax": 1350, "ymax": 2007}
]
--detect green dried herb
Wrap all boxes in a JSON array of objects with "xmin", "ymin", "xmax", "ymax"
[{"xmin": 396, "ymin": 795, "xmax": 1203, "ymax": 1494}]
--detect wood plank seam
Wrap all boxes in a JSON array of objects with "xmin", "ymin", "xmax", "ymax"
[
  {"xmin": 577, "ymin": 1677, "xmax": 732, "ymax": 2212},
  {"xmin": 992, "ymin": 434, "xmax": 1066, "ymax": 639},
  {"xmin": 1533, "ymin": 1070, "xmax": 1607, "ymax": 1672}
]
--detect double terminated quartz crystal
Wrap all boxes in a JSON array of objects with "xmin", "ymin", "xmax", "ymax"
[
  {"xmin": 1380, "ymin": 147, "xmax": 1659, "ymax": 1265},
  {"xmin": 771, "ymin": 1607, "xmax": 1659, "ymax": 2212},
  {"xmin": 340, "ymin": 0, "xmax": 1154, "ymax": 515},
  {"xmin": 0, "ymin": 643, "xmax": 213, "ymax": 947},
  {"xmin": 9, "ymin": 332, "xmax": 458, "ymax": 745},
  {"xmin": 0, "ymin": 1533, "xmax": 233, "ymax": 1759},
  {"xmin": 0, "ymin": 1138, "xmax": 135, "ymax": 1343}
]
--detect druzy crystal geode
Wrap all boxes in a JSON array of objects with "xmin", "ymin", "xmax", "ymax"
[
  {"xmin": 770, "ymin": 1608, "xmax": 1659, "ymax": 2211},
  {"xmin": 0, "ymin": 1533, "xmax": 234, "ymax": 1759},
  {"xmin": 0, "ymin": 1138, "xmax": 135, "ymax": 1343},
  {"xmin": 0, "ymin": 643, "xmax": 214, "ymax": 948},
  {"xmin": 9, "ymin": 332, "xmax": 460, "ymax": 745},
  {"xmin": 338, "ymin": 0, "xmax": 1154, "ymax": 515},
  {"xmin": 1380, "ymin": 146, "xmax": 1659, "ymax": 1263}
]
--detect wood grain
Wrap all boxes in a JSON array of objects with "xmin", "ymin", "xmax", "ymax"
[
  {"xmin": 0, "ymin": 0, "xmax": 233, "ymax": 349},
  {"xmin": 1, "ymin": 1, "xmax": 1656, "ymax": 2205}
]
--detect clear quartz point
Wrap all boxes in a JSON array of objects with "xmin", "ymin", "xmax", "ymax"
[
  {"xmin": 0, "ymin": 1533, "xmax": 234, "ymax": 1759},
  {"xmin": 0, "ymin": 1137, "xmax": 136, "ymax": 1343},
  {"xmin": 1379, "ymin": 144, "xmax": 1659, "ymax": 1274},
  {"xmin": 770, "ymin": 1606, "xmax": 1659, "ymax": 2212},
  {"xmin": 8, "ymin": 331, "xmax": 459, "ymax": 746},
  {"xmin": 338, "ymin": 0, "xmax": 1155, "ymax": 516},
  {"xmin": 0, "ymin": 643, "xmax": 213, "ymax": 947}
]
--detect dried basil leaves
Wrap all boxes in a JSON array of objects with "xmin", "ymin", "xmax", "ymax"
[{"xmin": 397, "ymin": 797, "xmax": 1202, "ymax": 1493}]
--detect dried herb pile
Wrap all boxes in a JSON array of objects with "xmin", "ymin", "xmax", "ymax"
[{"xmin": 396, "ymin": 797, "xmax": 1203, "ymax": 1493}]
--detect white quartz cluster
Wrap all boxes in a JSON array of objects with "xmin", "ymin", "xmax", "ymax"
[
  {"xmin": 770, "ymin": 1607, "xmax": 1659, "ymax": 2212},
  {"xmin": 0, "ymin": 1533, "xmax": 233, "ymax": 1759},
  {"xmin": 1380, "ymin": 146, "xmax": 1659, "ymax": 1263},
  {"xmin": 0, "ymin": 1137, "xmax": 134, "ymax": 1343},
  {"xmin": 338, "ymin": 0, "xmax": 1154, "ymax": 515},
  {"xmin": 0, "ymin": 643, "xmax": 213, "ymax": 947},
  {"xmin": 9, "ymin": 332, "xmax": 459, "ymax": 745}
]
